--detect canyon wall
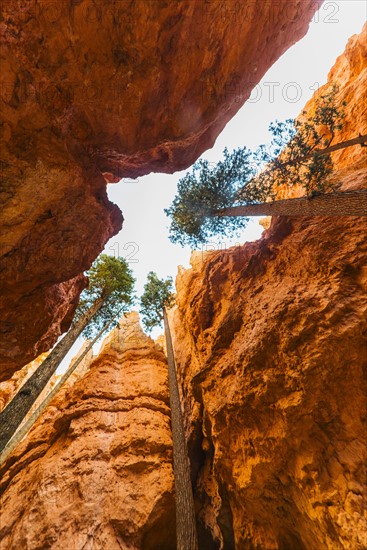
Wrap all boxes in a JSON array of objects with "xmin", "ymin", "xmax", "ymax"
[
  {"xmin": 1, "ymin": 12, "xmax": 366, "ymax": 550},
  {"xmin": 169, "ymin": 25, "xmax": 367, "ymax": 549},
  {"xmin": 0, "ymin": 0, "xmax": 321, "ymax": 379},
  {"xmin": 0, "ymin": 313, "xmax": 176, "ymax": 550}
]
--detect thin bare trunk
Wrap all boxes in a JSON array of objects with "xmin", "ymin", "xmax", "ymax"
[
  {"xmin": 163, "ymin": 308, "xmax": 198, "ymax": 550},
  {"xmin": 0, "ymin": 296, "xmax": 105, "ymax": 452},
  {"xmin": 216, "ymin": 189, "xmax": 367, "ymax": 218},
  {"xmin": 235, "ymin": 134, "xmax": 367, "ymax": 201},
  {"xmin": 270, "ymin": 133, "xmax": 367, "ymax": 169},
  {"xmin": 0, "ymin": 309, "xmax": 120, "ymax": 466}
]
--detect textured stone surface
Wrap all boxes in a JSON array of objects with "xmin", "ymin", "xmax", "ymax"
[
  {"xmin": 0, "ymin": 274, "xmax": 89, "ymax": 382},
  {"xmin": 0, "ymin": 313, "xmax": 175, "ymax": 549},
  {"xmin": 0, "ymin": 0, "xmax": 321, "ymax": 378},
  {"xmin": 171, "ymin": 212, "xmax": 367, "ymax": 549},
  {"xmin": 169, "ymin": 27, "xmax": 367, "ymax": 549}
]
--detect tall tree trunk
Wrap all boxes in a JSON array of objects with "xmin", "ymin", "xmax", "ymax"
[
  {"xmin": 163, "ymin": 309, "xmax": 198, "ymax": 550},
  {"xmin": 267, "ymin": 133, "xmax": 367, "ymax": 169},
  {"xmin": 235, "ymin": 135, "xmax": 367, "ymax": 202},
  {"xmin": 0, "ymin": 309, "xmax": 120, "ymax": 466},
  {"xmin": 0, "ymin": 296, "xmax": 105, "ymax": 452},
  {"xmin": 216, "ymin": 189, "xmax": 367, "ymax": 218}
]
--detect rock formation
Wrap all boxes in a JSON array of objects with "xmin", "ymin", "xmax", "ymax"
[
  {"xmin": 1, "ymin": 9, "xmax": 366, "ymax": 550},
  {"xmin": 0, "ymin": 0, "xmax": 321, "ymax": 379},
  {"xmin": 0, "ymin": 313, "xmax": 176, "ymax": 550},
  {"xmin": 169, "ymin": 24, "xmax": 367, "ymax": 549}
]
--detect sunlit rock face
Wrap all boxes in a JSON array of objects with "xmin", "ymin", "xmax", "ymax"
[
  {"xmin": 171, "ymin": 215, "xmax": 367, "ymax": 549},
  {"xmin": 169, "ymin": 26, "xmax": 367, "ymax": 549},
  {"xmin": 0, "ymin": 0, "xmax": 321, "ymax": 379},
  {"xmin": 0, "ymin": 313, "xmax": 176, "ymax": 550}
]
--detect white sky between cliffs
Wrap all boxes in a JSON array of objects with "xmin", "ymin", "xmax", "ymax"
[{"xmin": 57, "ymin": 2, "xmax": 367, "ymax": 374}]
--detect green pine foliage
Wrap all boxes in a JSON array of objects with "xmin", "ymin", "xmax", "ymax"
[
  {"xmin": 242, "ymin": 84, "xmax": 346, "ymax": 202},
  {"xmin": 165, "ymin": 85, "xmax": 345, "ymax": 248},
  {"xmin": 165, "ymin": 147, "xmax": 255, "ymax": 247},
  {"xmin": 140, "ymin": 272, "xmax": 175, "ymax": 332},
  {"xmin": 76, "ymin": 254, "xmax": 136, "ymax": 338}
]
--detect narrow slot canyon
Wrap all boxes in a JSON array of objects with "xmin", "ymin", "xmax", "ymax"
[{"xmin": 0, "ymin": 2, "xmax": 366, "ymax": 549}]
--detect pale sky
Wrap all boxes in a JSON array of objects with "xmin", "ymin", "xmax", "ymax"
[{"xmin": 58, "ymin": 2, "xmax": 366, "ymax": 373}]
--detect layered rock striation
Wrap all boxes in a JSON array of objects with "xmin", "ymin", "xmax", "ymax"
[
  {"xmin": 0, "ymin": 313, "xmax": 175, "ymax": 550},
  {"xmin": 169, "ymin": 25, "xmax": 367, "ymax": 550},
  {"xmin": 0, "ymin": 0, "xmax": 321, "ymax": 378}
]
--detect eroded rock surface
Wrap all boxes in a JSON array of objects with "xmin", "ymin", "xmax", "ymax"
[
  {"xmin": 0, "ymin": 312, "xmax": 175, "ymax": 550},
  {"xmin": 169, "ymin": 26, "xmax": 367, "ymax": 550},
  {"xmin": 171, "ymin": 213, "xmax": 367, "ymax": 549},
  {"xmin": 0, "ymin": 0, "xmax": 321, "ymax": 378}
]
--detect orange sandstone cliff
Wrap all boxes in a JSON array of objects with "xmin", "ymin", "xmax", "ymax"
[
  {"xmin": 169, "ymin": 25, "xmax": 367, "ymax": 549},
  {"xmin": 0, "ymin": 0, "xmax": 321, "ymax": 379},
  {"xmin": 1, "ymin": 16, "xmax": 366, "ymax": 550},
  {"xmin": 0, "ymin": 313, "xmax": 176, "ymax": 549},
  {"xmin": 171, "ymin": 212, "xmax": 367, "ymax": 548}
]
